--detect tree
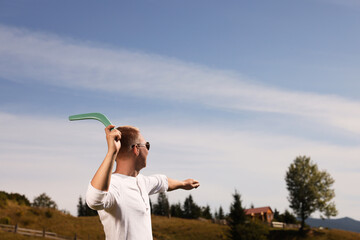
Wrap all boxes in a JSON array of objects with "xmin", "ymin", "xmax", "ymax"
[
  {"xmin": 227, "ymin": 190, "xmax": 246, "ymax": 239},
  {"xmin": 282, "ymin": 209, "xmax": 298, "ymax": 224},
  {"xmin": 153, "ymin": 192, "xmax": 169, "ymax": 217},
  {"xmin": 218, "ymin": 206, "xmax": 225, "ymax": 220},
  {"xmin": 227, "ymin": 191, "xmax": 269, "ymax": 240},
  {"xmin": 170, "ymin": 202, "xmax": 183, "ymax": 218},
  {"xmin": 84, "ymin": 202, "xmax": 98, "ymax": 216},
  {"xmin": 273, "ymin": 208, "xmax": 281, "ymax": 222},
  {"xmin": 77, "ymin": 196, "xmax": 85, "ymax": 217},
  {"xmin": 285, "ymin": 156, "xmax": 338, "ymax": 231},
  {"xmin": 273, "ymin": 209, "xmax": 298, "ymax": 224},
  {"xmin": 149, "ymin": 198, "xmax": 153, "ymax": 213},
  {"xmin": 200, "ymin": 205, "xmax": 212, "ymax": 219},
  {"xmin": 236, "ymin": 220, "xmax": 269, "ymax": 240},
  {"xmin": 183, "ymin": 195, "xmax": 201, "ymax": 219},
  {"xmin": 77, "ymin": 196, "xmax": 97, "ymax": 216},
  {"xmin": 214, "ymin": 209, "xmax": 218, "ymax": 220},
  {"xmin": 0, "ymin": 191, "xmax": 30, "ymax": 207},
  {"xmin": 32, "ymin": 193, "xmax": 57, "ymax": 209}
]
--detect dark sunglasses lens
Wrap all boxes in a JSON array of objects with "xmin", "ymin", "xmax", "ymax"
[{"xmin": 146, "ymin": 142, "xmax": 150, "ymax": 150}]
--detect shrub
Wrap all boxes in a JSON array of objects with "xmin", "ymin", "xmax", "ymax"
[
  {"xmin": 9, "ymin": 193, "xmax": 31, "ymax": 206},
  {"xmin": 28, "ymin": 208, "xmax": 41, "ymax": 216},
  {"xmin": 235, "ymin": 221, "xmax": 269, "ymax": 240},
  {"xmin": 0, "ymin": 191, "xmax": 8, "ymax": 208},
  {"xmin": 15, "ymin": 211, "xmax": 23, "ymax": 217},
  {"xmin": 21, "ymin": 216, "xmax": 33, "ymax": 226},
  {"xmin": 45, "ymin": 210, "xmax": 53, "ymax": 218},
  {"xmin": 0, "ymin": 191, "xmax": 31, "ymax": 206},
  {"xmin": 0, "ymin": 216, "xmax": 11, "ymax": 224}
]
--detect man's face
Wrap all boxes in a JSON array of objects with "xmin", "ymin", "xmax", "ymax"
[{"xmin": 135, "ymin": 133, "xmax": 149, "ymax": 170}]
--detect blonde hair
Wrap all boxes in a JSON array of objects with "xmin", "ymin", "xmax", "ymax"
[{"xmin": 116, "ymin": 126, "xmax": 140, "ymax": 155}]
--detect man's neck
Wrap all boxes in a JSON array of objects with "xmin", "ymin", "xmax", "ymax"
[{"xmin": 114, "ymin": 157, "xmax": 139, "ymax": 177}]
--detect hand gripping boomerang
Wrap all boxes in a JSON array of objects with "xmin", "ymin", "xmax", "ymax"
[{"xmin": 68, "ymin": 113, "xmax": 113, "ymax": 129}]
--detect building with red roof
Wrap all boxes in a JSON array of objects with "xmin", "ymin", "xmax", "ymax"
[{"xmin": 245, "ymin": 206, "xmax": 273, "ymax": 224}]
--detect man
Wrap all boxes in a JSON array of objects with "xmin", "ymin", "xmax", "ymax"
[{"xmin": 86, "ymin": 125, "xmax": 200, "ymax": 240}]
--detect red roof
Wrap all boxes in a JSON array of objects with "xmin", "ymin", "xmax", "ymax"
[{"xmin": 245, "ymin": 206, "xmax": 273, "ymax": 215}]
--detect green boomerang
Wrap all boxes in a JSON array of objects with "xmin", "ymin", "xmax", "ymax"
[{"xmin": 69, "ymin": 113, "xmax": 112, "ymax": 127}]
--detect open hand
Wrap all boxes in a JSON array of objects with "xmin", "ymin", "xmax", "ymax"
[{"xmin": 182, "ymin": 179, "xmax": 200, "ymax": 190}]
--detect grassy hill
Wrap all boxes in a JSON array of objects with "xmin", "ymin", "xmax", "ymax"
[
  {"xmin": 0, "ymin": 199, "xmax": 227, "ymax": 240},
  {"xmin": 0, "ymin": 200, "xmax": 104, "ymax": 239},
  {"xmin": 1, "ymin": 198, "xmax": 360, "ymax": 240}
]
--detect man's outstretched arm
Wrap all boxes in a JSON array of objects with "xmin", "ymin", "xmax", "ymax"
[{"xmin": 167, "ymin": 178, "xmax": 200, "ymax": 191}]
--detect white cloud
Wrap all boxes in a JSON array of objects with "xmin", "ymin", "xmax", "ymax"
[
  {"xmin": 1, "ymin": 112, "xmax": 359, "ymax": 219},
  {"xmin": 1, "ymin": 25, "xmax": 360, "ymax": 135}
]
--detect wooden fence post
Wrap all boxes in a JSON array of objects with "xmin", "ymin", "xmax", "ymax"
[
  {"xmin": 74, "ymin": 233, "xmax": 77, "ymax": 240},
  {"xmin": 14, "ymin": 224, "xmax": 18, "ymax": 233},
  {"xmin": 43, "ymin": 227, "xmax": 46, "ymax": 237}
]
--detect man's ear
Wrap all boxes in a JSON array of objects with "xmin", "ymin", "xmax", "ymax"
[{"xmin": 132, "ymin": 146, "xmax": 139, "ymax": 156}]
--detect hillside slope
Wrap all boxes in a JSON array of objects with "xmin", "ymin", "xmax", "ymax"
[
  {"xmin": 0, "ymin": 199, "xmax": 227, "ymax": 240},
  {"xmin": 1, "ymin": 199, "xmax": 360, "ymax": 240},
  {"xmin": 0, "ymin": 200, "xmax": 104, "ymax": 239}
]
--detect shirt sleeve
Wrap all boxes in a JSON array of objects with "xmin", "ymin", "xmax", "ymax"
[
  {"xmin": 143, "ymin": 174, "xmax": 168, "ymax": 195},
  {"xmin": 85, "ymin": 182, "xmax": 116, "ymax": 210}
]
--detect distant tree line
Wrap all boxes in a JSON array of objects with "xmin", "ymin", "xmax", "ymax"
[
  {"xmin": 0, "ymin": 191, "xmax": 58, "ymax": 209},
  {"xmin": 151, "ymin": 192, "xmax": 225, "ymax": 221},
  {"xmin": 0, "ymin": 191, "xmax": 31, "ymax": 207},
  {"xmin": 273, "ymin": 209, "xmax": 297, "ymax": 224}
]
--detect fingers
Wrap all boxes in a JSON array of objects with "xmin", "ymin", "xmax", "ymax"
[
  {"xmin": 184, "ymin": 179, "xmax": 200, "ymax": 189},
  {"xmin": 192, "ymin": 180, "xmax": 200, "ymax": 189},
  {"xmin": 105, "ymin": 125, "xmax": 121, "ymax": 141},
  {"xmin": 105, "ymin": 125, "xmax": 116, "ymax": 133}
]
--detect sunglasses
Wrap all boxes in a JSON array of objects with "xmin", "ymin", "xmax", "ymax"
[{"xmin": 132, "ymin": 142, "xmax": 150, "ymax": 151}]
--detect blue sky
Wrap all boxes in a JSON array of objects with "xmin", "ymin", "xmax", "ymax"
[{"xmin": 1, "ymin": 0, "xmax": 360, "ymax": 220}]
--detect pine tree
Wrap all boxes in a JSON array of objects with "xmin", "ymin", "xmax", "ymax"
[
  {"xmin": 77, "ymin": 196, "xmax": 97, "ymax": 216},
  {"xmin": 218, "ymin": 206, "xmax": 225, "ymax": 220},
  {"xmin": 282, "ymin": 209, "xmax": 298, "ymax": 224},
  {"xmin": 149, "ymin": 198, "xmax": 153, "ymax": 214},
  {"xmin": 183, "ymin": 195, "xmax": 201, "ymax": 219},
  {"xmin": 228, "ymin": 190, "xmax": 246, "ymax": 239},
  {"xmin": 77, "ymin": 196, "xmax": 84, "ymax": 217},
  {"xmin": 273, "ymin": 208, "xmax": 281, "ymax": 222},
  {"xmin": 214, "ymin": 209, "xmax": 219, "ymax": 220},
  {"xmin": 84, "ymin": 202, "xmax": 98, "ymax": 216},
  {"xmin": 153, "ymin": 192, "xmax": 169, "ymax": 216},
  {"xmin": 227, "ymin": 191, "xmax": 269, "ymax": 240},
  {"xmin": 170, "ymin": 202, "xmax": 183, "ymax": 218},
  {"xmin": 200, "ymin": 205, "xmax": 212, "ymax": 219}
]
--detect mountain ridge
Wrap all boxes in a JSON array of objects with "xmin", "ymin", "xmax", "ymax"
[{"xmin": 306, "ymin": 217, "xmax": 360, "ymax": 233}]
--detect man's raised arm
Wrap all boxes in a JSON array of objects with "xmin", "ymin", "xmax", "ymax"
[
  {"xmin": 167, "ymin": 178, "xmax": 200, "ymax": 191},
  {"xmin": 90, "ymin": 125, "xmax": 121, "ymax": 191}
]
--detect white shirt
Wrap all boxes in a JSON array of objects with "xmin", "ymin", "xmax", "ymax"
[{"xmin": 86, "ymin": 173, "xmax": 168, "ymax": 240}]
